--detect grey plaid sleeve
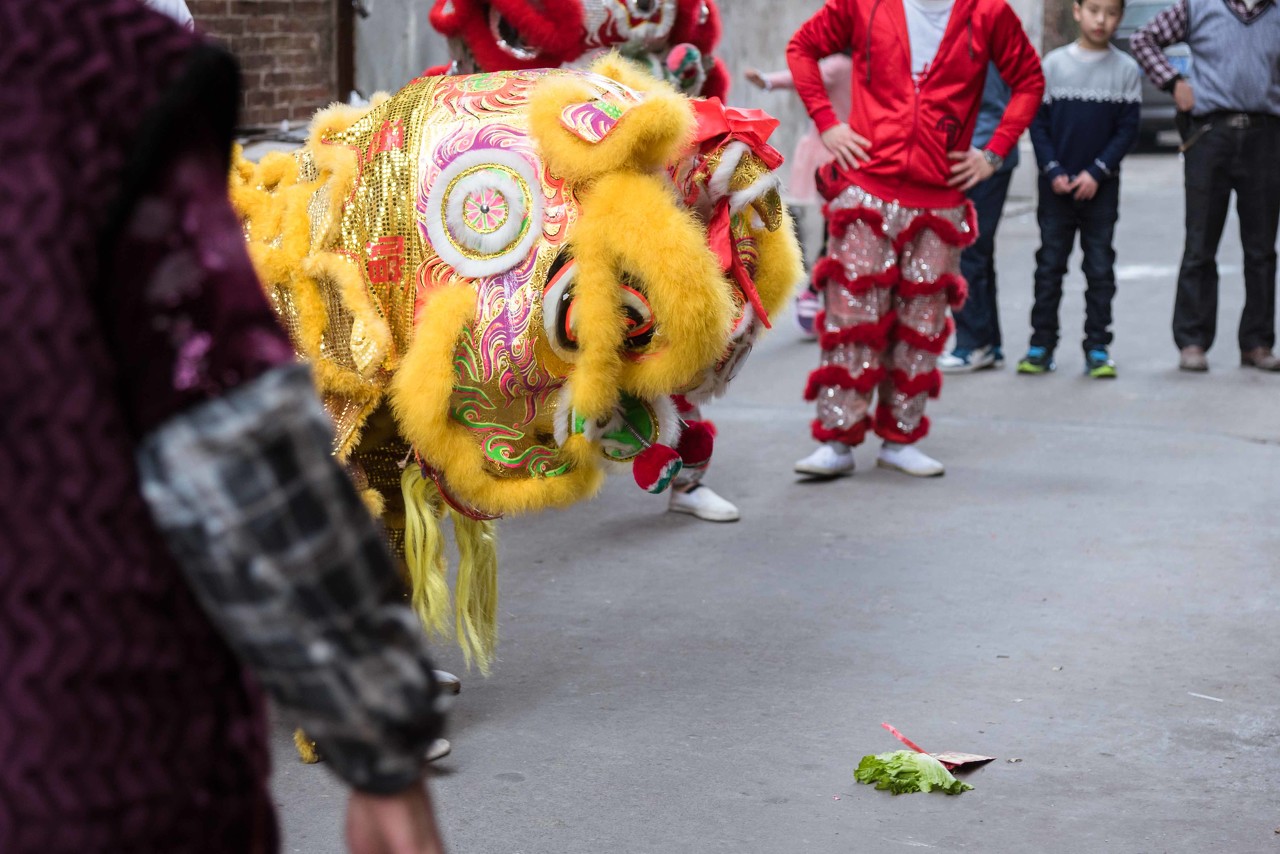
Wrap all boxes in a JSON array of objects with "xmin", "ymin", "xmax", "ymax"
[{"xmin": 136, "ymin": 363, "xmax": 445, "ymax": 794}]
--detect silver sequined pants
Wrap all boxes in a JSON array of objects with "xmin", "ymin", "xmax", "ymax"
[{"xmin": 807, "ymin": 186, "xmax": 974, "ymax": 446}]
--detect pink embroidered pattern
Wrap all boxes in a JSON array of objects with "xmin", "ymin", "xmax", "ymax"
[{"xmin": 461, "ymin": 187, "xmax": 509, "ymax": 233}]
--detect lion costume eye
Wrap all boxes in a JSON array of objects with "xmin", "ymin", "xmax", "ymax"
[
  {"xmin": 423, "ymin": 149, "xmax": 542, "ymax": 278},
  {"xmin": 542, "ymin": 256, "xmax": 656, "ymax": 360},
  {"xmin": 542, "ymin": 252, "xmax": 580, "ymax": 360},
  {"xmin": 488, "ymin": 7, "xmax": 539, "ymax": 60},
  {"xmin": 618, "ymin": 273, "xmax": 654, "ymax": 350},
  {"xmin": 626, "ymin": 0, "xmax": 663, "ymax": 20}
]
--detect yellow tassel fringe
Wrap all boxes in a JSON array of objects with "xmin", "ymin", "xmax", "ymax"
[
  {"xmin": 400, "ymin": 464, "xmax": 501, "ymax": 673},
  {"xmin": 401, "ymin": 464, "xmax": 451, "ymax": 640},
  {"xmin": 294, "ymin": 729, "xmax": 321, "ymax": 764},
  {"xmin": 450, "ymin": 509, "xmax": 499, "ymax": 675}
]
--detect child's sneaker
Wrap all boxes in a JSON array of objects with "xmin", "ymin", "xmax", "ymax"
[
  {"xmin": 1085, "ymin": 348, "xmax": 1117, "ymax": 379},
  {"xmin": 939, "ymin": 344, "xmax": 1004, "ymax": 373},
  {"xmin": 794, "ymin": 290, "xmax": 821, "ymax": 339},
  {"xmin": 1017, "ymin": 346, "xmax": 1055, "ymax": 374}
]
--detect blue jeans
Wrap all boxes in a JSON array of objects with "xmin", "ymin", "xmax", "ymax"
[
  {"xmin": 954, "ymin": 168, "xmax": 1013, "ymax": 352},
  {"xmin": 1030, "ymin": 176, "xmax": 1120, "ymax": 352}
]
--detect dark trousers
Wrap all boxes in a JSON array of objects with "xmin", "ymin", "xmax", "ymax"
[
  {"xmin": 955, "ymin": 168, "xmax": 1014, "ymax": 352},
  {"xmin": 1030, "ymin": 176, "xmax": 1120, "ymax": 352},
  {"xmin": 1173, "ymin": 116, "xmax": 1280, "ymax": 353}
]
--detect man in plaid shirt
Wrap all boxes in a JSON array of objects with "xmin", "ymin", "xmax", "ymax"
[{"xmin": 1131, "ymin": 0, "xmax": 1280, "ymax": 373}]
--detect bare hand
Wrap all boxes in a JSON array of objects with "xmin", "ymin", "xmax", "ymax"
[
  {"xmin": 820, "ymin": 123, "xmax": 872, "ymax": 171},
  {"xmin": 744, "ymin": 68, "xmax": 767, "ymax": 90},
  {"xmin": 946, "ymin": 147, "xmax": 995, "ymax": 191},
  {"xmin": 1068, "ymin": 171, "xmax": 1099, "ymax": 201},
  {"xmin": 348, "ymin": 782, "xmax": 445, "ymax": 854},
  {"xmin": 1173, "ymin": 78, "xmax": 1195, "ymax": 113},
  {"xmin": 1051, "ymin": 175, "xmax": 1072, "ymax": 195}
]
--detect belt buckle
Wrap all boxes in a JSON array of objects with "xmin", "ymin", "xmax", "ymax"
[{"xmin": 1227, "ymin": 113, "xmax": 1251, "ymax": 130}]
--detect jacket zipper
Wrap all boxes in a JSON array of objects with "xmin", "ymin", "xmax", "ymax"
[{"xmin": 907, "ymin": 69, "xmax": 925, "ymax": 189}]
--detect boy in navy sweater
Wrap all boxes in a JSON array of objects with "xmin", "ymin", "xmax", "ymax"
[{"xmin": 1019, "ymin": 0, "xmax": 1141, "ymax": 378}]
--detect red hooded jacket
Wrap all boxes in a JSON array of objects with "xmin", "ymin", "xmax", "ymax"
[{"xmin": 787, "ymin": 0, "xmax": 1044, "ymax": 209}]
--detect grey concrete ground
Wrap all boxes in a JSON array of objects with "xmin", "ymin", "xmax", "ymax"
[{"xmin": 271, "ymin": 151, "xmax": 1280, "ymax": 853}]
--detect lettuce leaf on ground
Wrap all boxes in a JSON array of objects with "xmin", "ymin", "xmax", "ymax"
[{"xmin": 854, "ymin": 750, "xmax": 973, "ymax": 795}]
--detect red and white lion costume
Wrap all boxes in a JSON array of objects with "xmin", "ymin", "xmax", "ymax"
[{"xmin": 428, "ymin": 0, "xmax": 728, "ymax": 99}]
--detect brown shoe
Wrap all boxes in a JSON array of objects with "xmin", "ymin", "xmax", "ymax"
[
  {"xmin": 1241, "ymin": 347, "xmax": 1280, "ymax": 371},
  {"xmin": 1179, "ymin": 346, "xmax": 1208, "ymax": 372}
]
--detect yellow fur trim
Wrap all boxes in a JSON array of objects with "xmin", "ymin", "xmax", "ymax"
[
  {"xmin": 359, "ymin": 487, "xmax": 385, "ymax": 518},
  {"xmin": 306, "ymin": 103, "xmax": 367, "ymax": 248},
  {"xmin": 389, "ymin": 285, "xmax": 606, "ymax": 516},
  {"xmin": 401, "ymin": 466, "xmax": 451, "ymax": 640},
  {"xmin": 308, "ymin": 102, "xmax": 372, "ymax": 148},
  {"xmin": 294, "ymin": 729, "xmax": 321, "ymax": 764},
  {"xmin": 528, "ymin": 61, "xmax": 694, "ymax": 184},
  {"xmin": 568, "ymin": 172, "xmax": 732, "ymax": 418},
  {"xmin": 231, "ymin": 111, "xmax": 388, "ymax": 456},
  {"xmin": 450, "ymin": 510, "xmax": 499, "ymax": 674},
  {"xmin": 588, "ymin": 53, "xmax": 674, "ymax": 95},
  {"xmin": 751, "ymin": 209, "xmax": 805, "ymax": 321},
  {"xmin": 302, "ymin": 252, "xmax": 393, "ymax": 379}
]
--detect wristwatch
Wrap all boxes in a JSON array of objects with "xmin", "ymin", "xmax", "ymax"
[{"xmin": 982, "ymin": 149, "xmax": 1004, "ymax": 171}]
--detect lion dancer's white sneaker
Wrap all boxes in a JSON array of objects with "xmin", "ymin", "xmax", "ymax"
[
  {"xmin": 433, "ymin": 669, "xmax": 461, "ymax": 694},
  {"xmin": 876, "ymin": 442, "xmax": 945, "ymax": 477},
  {"xmin": 666, "ymin": 404, "xmax": 739, "ymax": 522},
  {"xmin": 794, "ymin": 441, "xmax": 856, "ymax": 478},
  {"xmin": 668, "ymin": 482, "xmax": 740, "ymax": 522}
]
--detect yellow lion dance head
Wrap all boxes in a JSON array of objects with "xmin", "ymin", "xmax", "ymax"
[{"xmin": 233, "ymin": 57, "xmax": 801, "ymax": 669}]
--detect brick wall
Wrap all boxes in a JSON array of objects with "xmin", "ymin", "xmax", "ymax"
[{"xmin": 188, "ymin": 0, "xmax": 338, "ymax": 128}]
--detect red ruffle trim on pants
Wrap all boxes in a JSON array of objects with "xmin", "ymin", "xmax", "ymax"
[
  {"xmin": 889, "ymin": 368, "xmax": 943, "ymax": 399},
  {"xmin": 804, "ymin": 364, "xmax": 888, "ymax": 400},
  {"xmin": 812, "ymin": 259, "xmax": 899, "ymax": 295},
  {"xmin": 816, "ymin": 310, "xmax": 897, "ymax": 351},
  {"xmin": 896, "ymin": 271, "xmax": 968, "ymax": 309},
  {"xmin": 893, "ymin": 316, "xmax": 954, "ymax": 355},
  {"xmin": 874, "ymin": 407, "xmax": 931, "ymax": 445},
  {"xmin": 825, "ymin": 205, "xmax": 886, "ymax": 238},
  {"xmin": 812, "ymin": 416, "xmax": 873, "ymax": 446},
  {"xmin": 890, "ymin": 203, "xmax": 978, "ymax": 253}
]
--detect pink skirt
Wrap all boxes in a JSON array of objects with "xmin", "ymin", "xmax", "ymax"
[{"xmin": 788, "ymin": 130, "xmax": 835, "ymax": 206}]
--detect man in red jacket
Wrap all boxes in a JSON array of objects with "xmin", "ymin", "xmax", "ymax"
[{"xmin": 789, "ymin": 0, "xmax": 1043, "ymax": 479}]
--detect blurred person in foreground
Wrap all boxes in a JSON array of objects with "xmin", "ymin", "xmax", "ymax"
[{"xmin": 0, "ymin": 1, "xmax": 446, "ymax": 851}]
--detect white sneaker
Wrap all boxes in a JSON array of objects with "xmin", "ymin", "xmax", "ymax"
[
  {"xmin": 876, "ymin": 442, "xmax": 944, "ymax": 477},
  {"xmin": 668, "ymin": 483, "xmax": 740, "ymax": 522},
  {"xmin": 794, "ymin": 442, "xmax": 855, "ymax": 478},
  {"xmin": 938, "ymin": 345, "xmax": 1002, "ymax": 374},
  {"xmin": 433, "ymin": 669, "xmax": 461, "ymax": 695},
  {"xmin": 426, "ymin": 738, "xmax": 452, "ymax": 762}
]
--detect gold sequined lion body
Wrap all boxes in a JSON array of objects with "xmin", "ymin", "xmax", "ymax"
[{"xmin": 232, "ymin": 57, "xmax": 801, "ymax": 669}]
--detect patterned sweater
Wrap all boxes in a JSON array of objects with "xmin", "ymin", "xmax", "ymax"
[{"xmin": 1030, "ymin": 43, "xmax": 1142, "ymax": 184}]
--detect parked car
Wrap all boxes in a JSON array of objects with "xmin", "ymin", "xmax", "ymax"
[{"xmin": 1113, "ymin": 0, "xmax": 1193, "ymax": 145}]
